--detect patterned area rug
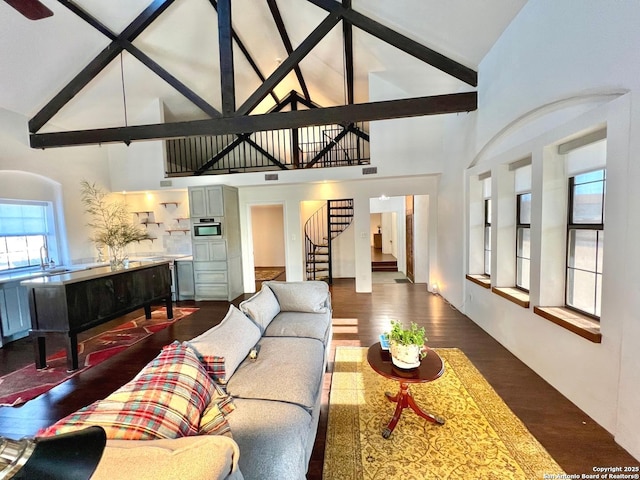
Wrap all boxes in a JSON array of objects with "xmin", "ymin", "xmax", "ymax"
[
  {"xmin": 0, "ymin": 307, "xmax": 198, "ymax": 407},
  {"xmin": 254, "ymin": 268, "xmax": 284, "ymax": 281},
  {"xmin": 323, "ymin": 347, "xmax": 565, "ymax": 479}
]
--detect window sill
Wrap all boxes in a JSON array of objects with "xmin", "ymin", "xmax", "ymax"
[
  {"xmin": 533, "ymin": 306, "xmax": 602, "ymax": 343},
  {"xmin": 466, "ymin": 274, "xmax": 491, "ymax": 289},
  {"xmin": 492, "ymin": 287, "xmax": 530, "ymax": 308}
]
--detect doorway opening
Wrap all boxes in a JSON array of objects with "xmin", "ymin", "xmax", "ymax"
[
  {"xmin": 250, "ymin": 204, "xmax": 286, "ymax": 289},
  {"xmin": 369, "ymin": 194, "xmax": 430, "ymax": 285}
]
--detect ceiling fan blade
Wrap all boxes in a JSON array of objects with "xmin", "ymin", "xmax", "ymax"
[{"xmin": 4, "ymin": 0, "xmax": 53, "ymax": 20}]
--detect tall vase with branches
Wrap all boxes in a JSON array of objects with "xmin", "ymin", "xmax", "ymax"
[{"xmin": 80, "ymin": 180, "xmax": 151, "ymax": 270}]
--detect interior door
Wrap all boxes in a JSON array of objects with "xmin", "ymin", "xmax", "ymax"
[{"xmin": 405, "ymin": 195, "xmax": 415, "ymax": 282}]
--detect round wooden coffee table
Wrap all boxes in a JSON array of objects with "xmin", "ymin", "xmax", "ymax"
[{"xmin": 367, "ymin": 342, "xmax": 445, "ymax": 438}]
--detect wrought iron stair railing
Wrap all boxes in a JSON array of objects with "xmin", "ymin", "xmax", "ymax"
[{"xmin": 304, "ymin": 199, "xmax": 354, "ymax": 283}]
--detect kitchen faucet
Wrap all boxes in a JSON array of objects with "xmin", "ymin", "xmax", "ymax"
[{"xmin": 40, "ymin": 245, "xmax": 49, "ymax": 270}]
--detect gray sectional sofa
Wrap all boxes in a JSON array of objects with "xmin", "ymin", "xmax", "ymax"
[{"xmin": 89, "ymin": 280, "xmax": 332, "ymax": 480}]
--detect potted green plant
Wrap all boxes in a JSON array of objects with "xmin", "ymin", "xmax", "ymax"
[
  {"xmin": 387, "ymin": 320, "xmax": 427, "ymax": 369},
  {"xmin": 80, "ymin": 180, "xmax": 151, "ymax": 270}
]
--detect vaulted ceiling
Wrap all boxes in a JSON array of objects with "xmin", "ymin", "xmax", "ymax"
[{"xmin": 0, "ymin": 0, "xmax": 526, "ymax": 149}]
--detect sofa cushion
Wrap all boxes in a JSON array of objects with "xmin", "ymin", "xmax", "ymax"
[
  {"xmin": 92, "ymin": 436, "xmax": 243, "ymax": 480},
  {"xmin": 226, "ymin": 398, "xmax": 312, "ymax": 480},
  {"xmin": 263, "ymin": 311, "xmax": 331, "ymax": 343},
  {"xmin": 264, "ymin": 280, "xmax": 329, "ymax": 313},
  {"xmin": 187, "ymin": 305, "xmax": 261, "ymax": 383},
  {"xmin": 226, "ymin": 337, "xmax": 324, "ymax": 412},
  {"xmin": 238, "ymin": 285, "xmax": 280, "ymax": 333},
  {"xmin": 38, "ymin": 342, "xmax": 214, "ymax": 440}
]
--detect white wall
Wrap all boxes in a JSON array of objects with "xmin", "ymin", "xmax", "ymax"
[
  {"xmin": 122, "ymin": 190, "xmax": 192, "ymax": 258},
  {"xmin": 5, "ymin": 0, "xmax": 637, "ymax": 459},
  {"xmin": 250, "ymin": 204, "xmax": 285, "ymax": 267},
  {"xmin": 370, "ymin": 213, "xmax": 382, "ymax": 246},
  {"xmin": 238, "ymin": 176, "xmax": 439, "ymax": 293},
  {"xmin": 370, "ymin": 196, "xmax": 405, "ymax": 269},
  {"xmin": 413, "ymin": 194, "xmax": 430, "ymax": 284},
  {"xmin": 0, "ymin": 108, "xmax": 111, "ymax": 264},
  {"xmin": 433, "ymin": 0, "xmax": 640, "ymax": 460}
]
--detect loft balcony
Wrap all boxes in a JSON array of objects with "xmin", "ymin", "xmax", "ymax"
[{"xmin": 165, "ymin": 121, "xmax": 370, "ymax": 177}]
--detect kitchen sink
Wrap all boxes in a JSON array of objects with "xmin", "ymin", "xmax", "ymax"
[{"xmin": 44, "ymin": 267, "xmax": 71, "ymax": 275}]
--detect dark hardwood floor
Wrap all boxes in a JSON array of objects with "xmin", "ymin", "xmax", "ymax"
[{"xmin": 1, "ymin": 279, "xmax": 637, "ymax": 477}]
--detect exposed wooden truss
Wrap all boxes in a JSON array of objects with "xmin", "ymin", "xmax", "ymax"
[{"xmin": 29, "ymin": 0, "xmax": 478, "ymax": 149}]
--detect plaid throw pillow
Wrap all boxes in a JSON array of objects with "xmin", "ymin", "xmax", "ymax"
[
  {"xmin": 199, "ymin": 384, "xmax": 236, "ymax": 436},
  {"xmin": 198, "ymin": 353, "xmax": 227, "ymax": 385},
  {"xmin": 38, "ymin": 342, "xmax": 215, "ymax": 440}
]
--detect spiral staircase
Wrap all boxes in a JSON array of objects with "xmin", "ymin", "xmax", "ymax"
[{"xmin": 304, "ymin": 199, "xmax": 354, "ymax": 283}]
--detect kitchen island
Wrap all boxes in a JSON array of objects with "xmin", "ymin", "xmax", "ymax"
[{"xmin": 22, "ymin": 260, "xmax": 173, "ymax": 371}]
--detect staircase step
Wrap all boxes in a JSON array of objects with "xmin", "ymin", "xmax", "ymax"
[
  {"xmin": 372, "ymin": 260, "xmax": 398, "ymax": 272},
  {"xmin": 307, "ymin": 268, "xmax": 329, "ymax": 273}
]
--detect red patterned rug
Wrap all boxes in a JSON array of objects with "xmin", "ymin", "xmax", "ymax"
[{"xmin": 0, "ymin": 307, "xmax": 198, "ymax": 407}]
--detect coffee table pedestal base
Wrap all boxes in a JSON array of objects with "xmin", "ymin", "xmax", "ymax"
[{"xmin": 382, "ymin": 381, "xmax": 445, "ymax": 439}]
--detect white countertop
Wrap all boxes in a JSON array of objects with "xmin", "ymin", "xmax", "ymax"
[
  {"xmin": 19, "ymin": 260, "xmax": 172, "ymax": 287},
  {"xmin": 1, "ymin": 253, "xmax": 191, "ymax": 286}
]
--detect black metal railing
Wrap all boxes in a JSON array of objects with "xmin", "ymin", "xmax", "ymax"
[
  {"xmin": 304, "ymin": 199, "xmax": 354, "ymax": 283},
  {"xmin": 165, "ymin": 123, "xmax": 369, "ymax": 177}
]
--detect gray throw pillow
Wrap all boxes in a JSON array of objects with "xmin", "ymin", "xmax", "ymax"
[
  {"xmin": 187, "ymin": 305, "xmax": 261, "ymax": 382},
  {"xmin": 239, "ymin": 285, "xmax": 281, "ymax": 333},
  {"xmin": 264, "ymin": 281, "xmax": 329, "ymax": 313}
]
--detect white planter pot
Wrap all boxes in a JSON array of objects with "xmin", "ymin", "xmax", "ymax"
[{"xmin": 389, "ymin": 341, "xmax": 424, "ymax": 369}]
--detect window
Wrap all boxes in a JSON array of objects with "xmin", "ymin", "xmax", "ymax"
[
  {"xmin": 484, "ymin": 198, "xmax": 491, "ymax": 276},
  {"xmin": 0, "ymin": 201, "xmax": 51, "ymax": 272},
  {"xmin": 482, "ymin": 177, "xmax": 491, "ymax": 276},
  {"xmin": 516, "ymin": 193, "xmax": 531, "ymax": 291},
  {"xmin": 566, "ymin": 169, "xmax": 605, "ymax": 318}
]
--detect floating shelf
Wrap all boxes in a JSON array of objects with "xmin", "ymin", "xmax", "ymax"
[
  {"xmin": 175, "ymin": 217, "xmax": 190, "ymax": 223},
  {"xmin": 166, "ymin": 229, "xmax": 190, "ymax": 235},
  {"xmin": 141, "ymin": 221, "xmax": 163, "ymax": 227},
  {"xmin": 160, "ymin": 202, "xmax": 180, "ymax": 208},
  {"xmin": 132, "ymin": 211, "xmax": 153, "ymax": 217}
]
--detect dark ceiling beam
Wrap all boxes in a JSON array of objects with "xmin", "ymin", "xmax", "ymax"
[
  {"xmin": 305, "ymin": 126, "xmax": 350, "ymax": 168},
  {"xmin": 57, "ymin": 0, "xmax": 114, "ymax": 39},
  {"xmin": 266, "ymin": 90, "xmax": 320, "ymax": 114},
  {"xmin": 28, "ymin": 44, "xmax": 121, "ymax": 134},
  {"xmin": 194, "ymin": 134, "xmax": 287, "ymax": 175},
  {"xmin": 123, "ymin": 43, "xmax": 221, "ymax": 118},
  {"xmin": 266, "ymin": 0, "xmax": 311, "ymax": 102},
  {"xmin": 119, "ymin": 0, "xmax": 175, "ymax": 42},
  {"xmin": 342, "ymin": 0, "xmax": 354, "ymax": 105},
  {"xmin": 29, "ymin": 92, "xmax": 477, "ymax": 148},
  {"xmin": 195, "ymin": 134, "xmax": 248, "ymax": 175},
  {"xmin": 235, "ymin": 12, "xmax": 341, "ymax": 116},
  {"xmin": 209, "ymin": 0, "xmax": 279, "ymax": 105},
  {"xmin": 30, "ymin": 0, "xmax": 176, "ymax": 133},
  {"xmin": 267, "ymin": 90, "xmax": 299, "ymax": 113},
  {"xmin": 57, "ymin": 0, "xmax": 221, "ymax": 119},
  {"xmin": 347, "ymin": 122, "xmax": 369, "ymax": 142},
  {"xmin": 245, "ymin": 137, "xmax": 289, "ymax": 170},
  {"xmin": 306, "ymin": 0, "xmax": 477, "ymax": 87},
  {"xmin": 217, "ymin": 0, "xmax": 235, "ymax": 115}
]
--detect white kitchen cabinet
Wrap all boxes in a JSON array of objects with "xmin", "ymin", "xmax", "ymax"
[
  {"xmin": 0, "ymin": 281, "xmax": 31, "ymax": 344},
  {"xmin": 192, "ymin": 240, "xmax": 227, "ymax": 262},
  {"xmin": 188, "ymin": 186, "xmax": 224, "ymax": 218},
  {"xmin": 189, "ymin": 185, "xmax": 243, "ymax": 301},
  {"xmin": 176, "ymin": 260, "xmax": 195, "ymax": 301}
]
